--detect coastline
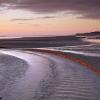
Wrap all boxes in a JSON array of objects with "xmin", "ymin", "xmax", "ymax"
[{"xmin": 26, "ymin": 48, "xmax": 100, "ymax": 75}]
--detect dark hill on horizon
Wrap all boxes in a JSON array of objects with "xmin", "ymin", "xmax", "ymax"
[{"xmin": 76, "ymin": 31, "xmax": 100, "ymax": 36}]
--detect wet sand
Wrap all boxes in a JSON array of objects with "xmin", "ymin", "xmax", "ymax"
[{"xmin": 0, "ymin": 49, "xmax": 100, "ymax": 100}]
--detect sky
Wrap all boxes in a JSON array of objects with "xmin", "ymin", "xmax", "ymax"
[{"xmin": 0, "ymin": 0, "xmax": 100, "ymax": 37}]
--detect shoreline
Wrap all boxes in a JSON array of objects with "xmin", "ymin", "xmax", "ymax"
[{"xmin": 26, "ymin": 48, "xmax": 100, "ymax": 75}]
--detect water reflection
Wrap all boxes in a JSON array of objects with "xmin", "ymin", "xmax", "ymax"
[{"xmin": 0, "ymin": 50, "xmax": 52, "ymax": 100}]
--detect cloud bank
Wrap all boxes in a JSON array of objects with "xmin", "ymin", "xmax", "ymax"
[{"xmin": 0, "ymin": 0, "xmax": 100, "ymax": 19}]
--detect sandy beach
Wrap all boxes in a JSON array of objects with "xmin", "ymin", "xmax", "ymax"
[{"xmin": 0, "ymin": 48, "xmax": 100, "ymax": 100}]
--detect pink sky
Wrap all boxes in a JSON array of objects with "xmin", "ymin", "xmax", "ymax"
[{"xmin": 0, "ymin": 0, "xmax": 100, "ymax": 37}]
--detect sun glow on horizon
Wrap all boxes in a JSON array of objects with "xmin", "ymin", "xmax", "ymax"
[{"xmin": 0, "ymin": 6, "xmax": 100, "ymax": 37}]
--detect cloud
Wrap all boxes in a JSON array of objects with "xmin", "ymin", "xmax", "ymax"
[
  {"xmin": 39, "ymin": 16, "xmax": 56, "ymax": 19},
  {"xmin": 10, "ymin": 16, "xmax": 56, "ymax": 21},
  {"xmin": 11, "ymin": 18, "xmax": 34, "ymax": 21},
  {"xmin": 0, "ymin": 0, "xmax": 100, "ymax": 19}
]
